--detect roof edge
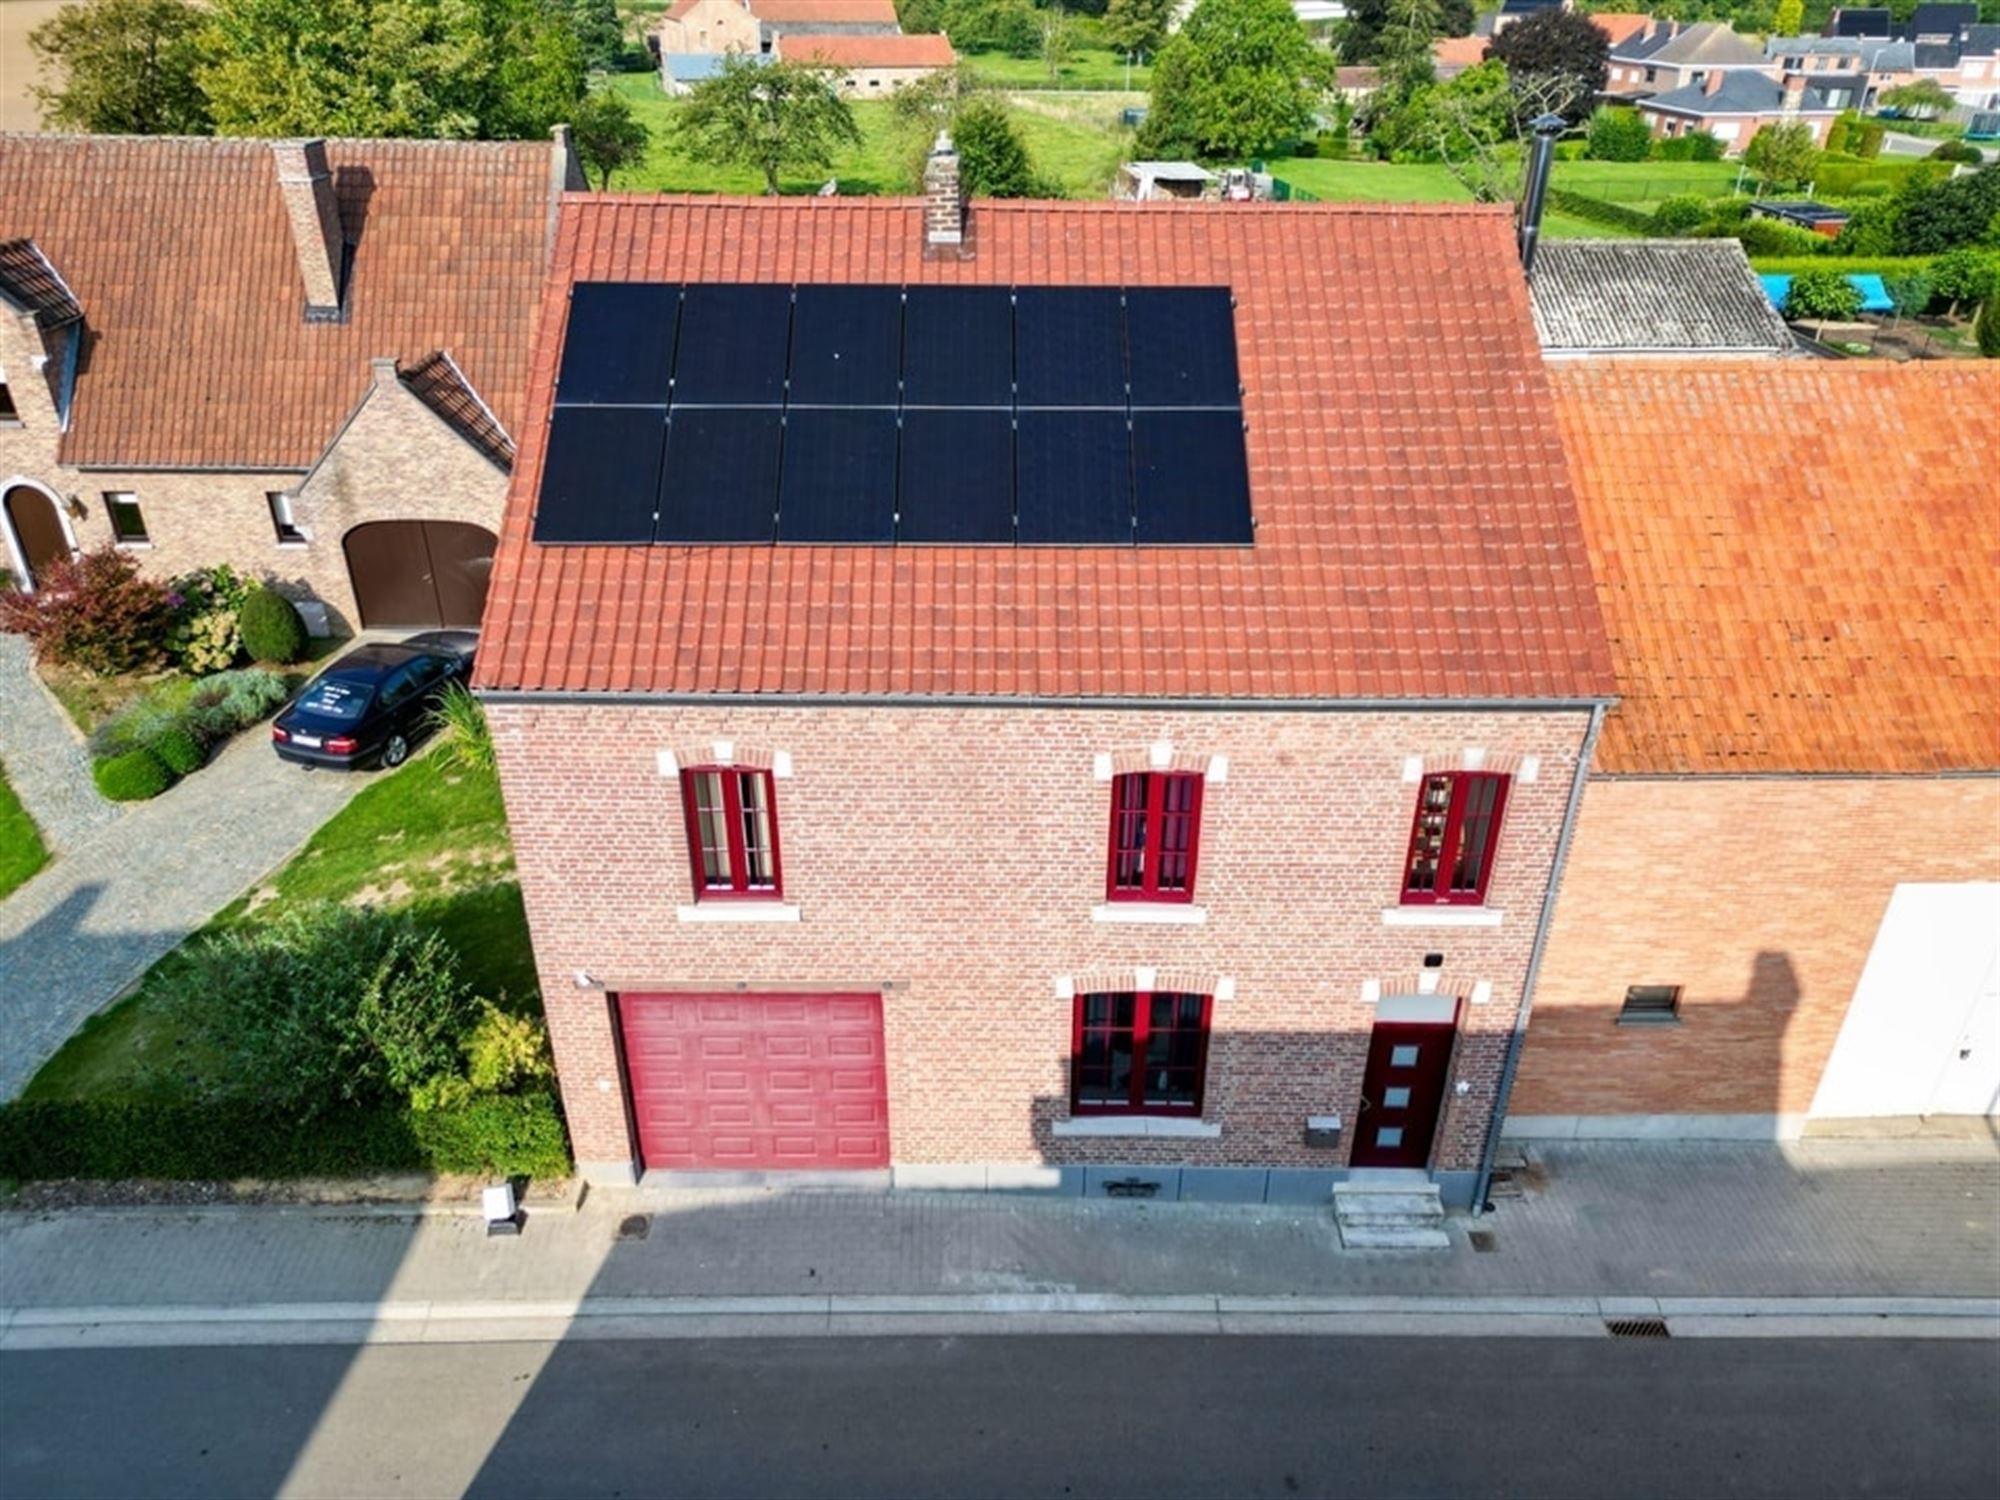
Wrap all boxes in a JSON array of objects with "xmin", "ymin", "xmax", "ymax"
[{"xmin": 472, "ymin": 688, "xmax": 1618, "ymax": 712}]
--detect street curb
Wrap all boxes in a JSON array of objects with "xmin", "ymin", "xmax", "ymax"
[{"xmin": 2, "ymin": 1294, "xmax": 1994, "ymax": 1349}]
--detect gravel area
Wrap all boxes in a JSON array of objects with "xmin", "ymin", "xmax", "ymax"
[{"xmin": 0, "ymin": 633, "xmax": 123, "ymax": 853}]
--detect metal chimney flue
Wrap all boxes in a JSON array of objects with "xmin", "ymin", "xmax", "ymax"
[{"xmin": 1518, "ymin": 113, "xmax": 1567, "ymax": 280}]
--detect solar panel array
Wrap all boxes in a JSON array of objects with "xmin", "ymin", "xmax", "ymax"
[{"xmin": 533, "ymin": 282, "xmax": 1252, "ymax": 547}]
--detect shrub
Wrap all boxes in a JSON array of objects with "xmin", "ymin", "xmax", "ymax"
[
  {"xmin": 353, "ymin": 927, "xmax": 483, "ymax": 1094},
  {"xmin": 1831, "ymin": 199, "xmax": 1900, "ymax": 257},
  {"xmin": 426, "ymin": 683, "xmax": 496, "ymax": 777},
  {"xmin": 1931, "ymin": 140, "xmax": 1984, "ymax": 164},
  {"xmin": 1650, "ymin": 194, "xmax": 1708, "ymax": 236},
  {"xmin": 186, "ymin": 667, "xmax": 290, "ymax": 740},
  {"xmin": 1734, "ymin": 217, "xmax": 1828, "ymax": 258},
  {"xmin": 1654, "ymin": 130, "xmax": 1723, "ymax": 162},
  {"xmin": 465, "ymin": 1003, "xmax": 555, "ymax": 1094},
  {"xmin": 1585, "ymin": 106, "xmax": 1650, "ymax": 163},
  {"xmin": 1784, "ymin": 267, "xmax": 1865, "ymax": 322},
  {"xmin": 1824, "ymin": 112, "xmax": 1855, "ymax": 157},
  {"xmin": 1980, "ymin": 298, "xmax": 2000, "ymax": 357},
  {"xmin": 0, "ymin": 1091, "xmax": 571, "ymax": 1181},
  {"xmin": 151, "ymin": 724, "xmax": 206, "ymax": 776},
  {"xmin": 92, "ymin": 747, "xmax": 174, "ymax": 802},
  {"xmin": 238, "ymin": 585, "xmax": 307, "ymax": 664},
  {"xmin": 88, "ymin": 681, "xmax": 194, "ymax": 760},
  {"xmin": 1544, "ymin": 187, "xmax": 1654, "ymax": 235},
  {"xmin": 1930, "ymin": 247, "xmax": 2000, "ymax": 312},
  {"xmin": 164, "ymin": 564, "xmax": 251, "ymax": 672},
  {"xmin": 0, "ymin": 547, "xmax": 175, "ymax": 675},
  {"xmin": 1895, "ymin": 164, "xmax": 2000, "ymax": 255},
  {"xmin": 1854, "ymin": 120, "xmax": 1884, "ymax": 158}
]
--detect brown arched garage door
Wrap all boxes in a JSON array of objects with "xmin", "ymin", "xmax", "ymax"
[
  {"xmin": 343, "ymin": 520, "xmax": 496, "ymax": 630},
  {"xmin": 619, "ymin": 993, "xmax": 890, "ymax": 1173}
]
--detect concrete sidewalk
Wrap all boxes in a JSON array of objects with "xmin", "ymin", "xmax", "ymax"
[{"xmin": 2, "ymin": 1141, "xmax": 1995, "ymax": 1321}]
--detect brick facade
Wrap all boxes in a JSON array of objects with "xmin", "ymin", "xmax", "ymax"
[
  {"xmin": 1511, "ymin": 775, "xmax": 2000, "ymax": 1120},
  {"xmin": 488, "ymin": 701, "xmax": 1594, "ymax": 1183}
]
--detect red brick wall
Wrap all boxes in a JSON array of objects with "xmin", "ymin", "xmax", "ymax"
[
  {"xmin": 1512, "ymin": 776, "xmax": 2000, "ymax": 1118},
  {"xmin": 487, "ymin": 703, "xmax": 1594, "ymax": 1175}
]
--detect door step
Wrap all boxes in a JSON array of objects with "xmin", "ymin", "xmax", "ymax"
[{"xmin": 1333, "ymin": 1178, "xmax": 1450, "ymax": 1251}]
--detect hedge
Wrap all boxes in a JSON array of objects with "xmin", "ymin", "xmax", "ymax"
[
  {"xmin": 1813, "ymin": 157, "xmax": 1948, "ymax": 196},
  {"xmin": 0, "ymin": 1090, "xmax": 572, "ymax": 1181},
  {"xmin": 1544, "ymin": 187, "xmax": 1656, "ymax": 235},
  {"xmin": 1747, "ymin": 254, "xmax": 1938, "ymax": 275}
]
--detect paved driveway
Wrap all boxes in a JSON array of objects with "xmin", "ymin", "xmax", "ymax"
[{"xmin": 0, "ymin": 685, "xmax": 364, "ymax": 1098}]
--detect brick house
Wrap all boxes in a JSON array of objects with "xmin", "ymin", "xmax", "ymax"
[
  {"xmin": 473, "ymin": 153, "xmax": 1619, "ymax": 1203},
  {"xmin": 1605, "ymin": 20, "xmax": 1769, "ymax": 97},
  {"xmin": 1635, "ymin": 70, "xmax": 1846, "ymax": 154},
  {"xmin": 656, "ymin": 0, "xmax": 900, "ymax": 60},
  {"xmin": 0, "ymin": 133, "xmax": 577, "ymax": 631},
  {"xmin": 775, "ymin": 32, "xmax": 958, "ymax": 96},
  {"xmin": 1509, "ymin": 360, "xmax": 2000, "ymax": 1140}
]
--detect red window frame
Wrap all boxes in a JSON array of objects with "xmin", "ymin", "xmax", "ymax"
[
  {"xmin": 1069, "ymin": 990, "xmax": 1213, "ymax": 1117},
  {"xmin": 679, "ymin": 766, "xmax": 783, "ymax": 900},
  {"xmin": 1105, "ymin": 771, "xmax": 1204, "ymax": 903},
  {"xmin": 1400, "ymin": 771, "xmax": 1510, "ymax": 906}
]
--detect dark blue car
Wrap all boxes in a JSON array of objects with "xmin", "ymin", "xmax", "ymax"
[{"xmin": 272, "ymin": 631, "xmax": 478, "ymax": 770}]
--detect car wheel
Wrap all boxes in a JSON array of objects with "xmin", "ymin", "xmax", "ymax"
[{"xmin": 382, "ymin": 733, "xmax": 410, "ymax": 769}]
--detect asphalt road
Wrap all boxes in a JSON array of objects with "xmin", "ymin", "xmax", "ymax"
[{"xmin": 3, "ymin": 1335, "xmax": 1996, "ymax": 1499}]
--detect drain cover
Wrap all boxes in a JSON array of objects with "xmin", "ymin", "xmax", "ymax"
[
  {"xmin": 1468, "ymin": 1229, "xmax": 1497, "ymax": 1253},
  {"xmin": 617, "ymin": 1214, "xmax": 651, "ymax": 1241},
  {"xmin": 1604, "ymin": 1317, "xmax": 1670, "ymax": 1339}
]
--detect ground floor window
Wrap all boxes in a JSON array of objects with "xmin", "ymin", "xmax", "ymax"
[
  {"xmin": 1071, "ymin": 990, "xmax": 1212, "ymax": 1115},
  {"xmin": 103, "ymin": 491, "xmax": 148, "ymax": 545}
]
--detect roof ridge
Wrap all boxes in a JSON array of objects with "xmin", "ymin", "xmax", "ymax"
[{"xmin": 555, "ymin": 192, "xmax": 1514, "ymax": 217}]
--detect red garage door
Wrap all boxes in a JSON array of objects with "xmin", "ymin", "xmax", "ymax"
[{"xmin": 620, "ymin": 992, "xmax": 889, "ymax": 1171}]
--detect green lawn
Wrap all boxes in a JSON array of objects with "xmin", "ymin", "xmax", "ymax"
[
  {"xmin": 961, "ymin": 46, "xmax": 1153, "ymax": 92},
  {"xmin": 1555, "ymin": 159, "xmax": 1741, "ymax": 206},
  {"xmin": 0, "ymin": 762, "xmax": 49, "ymax": 901},
  {"xmin": 1259, "ymin": 156, "xmax": 1741, "ymax": 214},
  {"xmin": 24, "ymin": 752, "xmax": 534, "ymax": 1103},
  {"xmin": 604, "ymin": 73, "xmax": 1129, "ymax": 198}
]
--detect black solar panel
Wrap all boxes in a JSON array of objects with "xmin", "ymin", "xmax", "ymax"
[
  {"xmin": 657, "ymin": 407, "xmax": 781, "ymax": 543},
  {"xmin": 1133, "ymin": 411, "xmax": 1253, "ymax": 545},
  {"xmin": 673, "ymin": 284, "xmax": 792, "ymax": 404},
  {"xmin": 533, "ymin": 406, "xmax": 666, "ymax": 543},
  {"xmin": 1017, "ymin": 410, "xmax": 1132, "ymax": 544},
  {"xmin": 897, "ymin": 409, "xmax": 1014, "ymax": 543},
  {"xmin": 789, "ymin": 286, "xmax": 903, "ymax": 406},
  {"xmin": 1014, "ymin": 288, "xmax": 1126, "ymax": 407},
  {"xmin": 1125, "ymin": 289, "xmax": 1241, "ymax": 408},
  {"xmin": 902, "ymin": 286, "xmax": 1013, "ymax": 406},
  {"xmin": 555, "ymin": 283, "xmax": 680, "ymax": 406},
  {"xmin": 777, "ymin": 409, "xmax": 898, "ymax": 543}
]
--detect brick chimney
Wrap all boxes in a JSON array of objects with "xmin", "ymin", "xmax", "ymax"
[
  {"xmin": 1781, "ymin": 69, "xmax": 1807, "ymax": 113},
  {"xmin": 1703, "ymin": 68, "xmax": 1726, "ymax": 96},
  {"xmin": 270, "ymin": 139, "xmax": 345, "ymax": 318},
  {"xmin": 924, "ymin": 131, "xmax": 965, "ymax": 250}
]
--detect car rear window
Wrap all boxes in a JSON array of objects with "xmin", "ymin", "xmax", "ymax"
[{"xmin": 295, "ymin": 678, "xmax": 372, "ymax": 722}]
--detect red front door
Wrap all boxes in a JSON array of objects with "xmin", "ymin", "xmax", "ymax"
[
  {"xmin": 1351, "ymin": 1016, "xmax": 1457, "ymax": 1169},
  {"xmin": 619, "ymin": 992, "xmax": 890, "ymax": 1172}
]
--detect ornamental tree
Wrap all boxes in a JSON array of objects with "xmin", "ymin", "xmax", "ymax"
[
  {"xmin": 30, "ymin": 0, "xmax": 211, "ymax": 134},
  {"xmin": 1137, "ymin": 0, "xmax": 1334, "ymax": 160},
  {"xmin": 1483, "ymin": 6, "xmax": 1608, "ymax": 123},
  {"xmin": 572, "ymin": 88, "xmax": 651, "ymax": 189},
  {"xmin": 674, "ymin": 56, "xmax": 861, "ymax": 195}
]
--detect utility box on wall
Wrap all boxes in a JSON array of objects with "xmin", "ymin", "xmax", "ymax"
[{"xmin": 1302, "ymin": 1115, "xmax": 1343, "ymax": 1150}]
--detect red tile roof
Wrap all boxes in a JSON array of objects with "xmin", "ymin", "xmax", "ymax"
[
  {"xmin": 1549, "ymin": 359, "xmax": 2000, "ymax": 775},
  {"xmin": 753, "ymin": 0, "xmax": 900, "ymax": 21},
  {"xmin": 0, "ymin": 134, "xmax": 557, "ymax": 469},
  {"xmin": 476, "ymin": 196, "xmax": 1615, "ymax": 703},
  {"xmin": 781, "ymin": 32, "xmax": 956, "ymax": 67}
]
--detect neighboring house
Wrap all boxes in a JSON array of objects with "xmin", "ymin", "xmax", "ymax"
[
  {"xmin": 1528, "ymin": 240, "xmax": 1796, "ymax": 358},
  {"xmin": 661, "ymin": 51, "xmax": 773, "ymax": 94},
  {"xmin": 0, "ymin": 133, "xmax": 576, "ymax": 631},
  {"xmin": 1606, "ymin": 20, "xmax": 1769, "ymax": 97},
  {"xmin": 774, "ymin": 32, "xmax": 957, "ymax": 95},
  {"xmin": 1828, "ymin": 7, "xmax": 1894, "ymax": 39},
  {"xmin": 1915, "ymin": 26, "xmax": 2000, "ymax": 110},
  {"xmin": 472, "ymin": 153, "xmax": 1619, "ymax": 1204},
  {"xmin": 1510, "ymin": 360, "xmax": 2000, "ymax": 1141},
  {"xmin": 657, "ymin": 0, "xmax": 900, "ymax": 60},
  {"xmin": 1904, "ymin": 4, "xmax": 1978, "ymax": 43},
  {"xmin": 1761, "ymin": 35, "xmax": 1916, "ymax": 108},
  {"xmin": 1435, "ymin": 10, "xmax": 1644, "ymax": 78},
  {"xmin": 1432, "ymin": 35, "xmax": 1491, "ymax": 80},
  {"xmin": 1636, "ymin": 70, "xmax": 1844, "ymax": 153}
]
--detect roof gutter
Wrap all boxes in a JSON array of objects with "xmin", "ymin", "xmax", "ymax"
[
  {"xmin": 1471, "ymin": 698, "xmax": 1605, "ymax": 1217},
  {"xmin": 474, "ymin": 689, "xmax": 1617, "ymax": 713}
]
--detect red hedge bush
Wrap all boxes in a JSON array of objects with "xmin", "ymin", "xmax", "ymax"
[{"xmin": 0, "ymin": 547, "xmax": 176, "ymax": 675}]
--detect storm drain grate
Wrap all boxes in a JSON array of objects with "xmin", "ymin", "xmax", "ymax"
[
  {"xmin": 1467, "ymin": 1229, "xmax": 1497, "ymax": 1253},
  {"xmin": 1604, "ymin": 1317, "xmax": 1670, "ymax": 1339},
  {"xmin": 617, "ymin": 1214, "xmax": 651, "ymax": 1241}
]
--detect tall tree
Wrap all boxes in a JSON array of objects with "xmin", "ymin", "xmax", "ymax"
[
  {"xmin": 570, "ymin": 0, "xmax": 625, "ymax": 71},
  {"xmin": 30, "ymin": 0, "xmax": 211, "ymax": 135},
  {"xmin": 1377, "ymin": 0, "xmax": 1441, "ymax": 103},
  {"xmin": 1484, "ymin": 7, "xmax": 1608, "ymax": 123},
  {"xmin": 674, "ymin": 57, "xmax": 861, "ymax": 195},
  {"xmin": 952, "ymin": 97, "xmax": 1042, "ymax": 197},
  {"xmin": 1773, "ymin": 0, "xmax": 1804, "ymax": 35},
  {"xmin": 571, "ymin": 88, "xmax": 650, "ymax": 187},
  {"xmin": 1103, "ymin": 0, "xmax": 1174, "ymax": 58},
  {"xmin": 1408, "ymin": 59, "xmax": 1576, "ymax": 202},
  {"xmin": 1339, "ymin": 0, "xmax": 1473, "ymax": 64},
  {"xmin": 1744, "ymin": 119, "xmax": 1821, "ymax": 192},
  {"xmin": 1137, "ymin": 0, "xmax": 1333, "ymax": 160},
  {"xmin": 1040, "ymin": 5, "xmax": 1076, "ymax": 83}
]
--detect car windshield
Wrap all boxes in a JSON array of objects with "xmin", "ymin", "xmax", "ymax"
[{"xmin": 294, "ymin": 676, "xmax": 373, "ymax": 722}]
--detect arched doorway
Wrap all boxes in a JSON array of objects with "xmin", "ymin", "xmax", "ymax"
[
  {"xmin": 343, "ymin": 520, "xmax": 497, "ymax": 630},
  {"xmin": 3, "ymin": 482, "xmax": 72, "ymax": 591}
]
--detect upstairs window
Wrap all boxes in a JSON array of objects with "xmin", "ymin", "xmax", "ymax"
[
  {"xmin": 103, "ymin": 491, "xmax": 148, "ymax": 545},
  {"xmin": 1401, "ymin": 771, "xmax": 1510, "ymax": 906},
  {"xmin": 1071, "ymin": 991, "xmax": 1212, "ymax": 1116},
  {"xmin": 1106, "ymin": 771, "xmax": 1203, "ymax": 902},
  {"xmin": 0, "ymin": 382, "xmax": 19, "ymax": 425},
  {"xmin": 680, "ymin": 766, "xmax": 782, "ymax": 899}
]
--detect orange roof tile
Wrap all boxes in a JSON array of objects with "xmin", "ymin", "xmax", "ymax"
[
  {"xmin": 1590, "ymin": 13, "xmax": 1653, "ymax": 47},
  {"xmin": 1433, "ymin": 36, "xmax": 1491, "ymax": 69},
  {"xmin": 753, "ymin": 0, "xmax": 900, "ymax": 21},
  {"xmin": 1549, "ymin": 359, "xmax": 2000, "ymax": 775},
  {"xmin": 782, "ymin": 32, "xmax": 956, "ymax": 66},
  {"xmin": 0, "ymin": 134, "xmax": 556, "ymax": 469},
  {"xmin": 475, "ymin": 196, "xmax": 1615, "ymax": 703}
]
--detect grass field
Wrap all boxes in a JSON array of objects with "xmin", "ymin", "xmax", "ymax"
[
  {"xmin": 961, "ymin": 46, "xmax": 1153, "ymax": 92},
  {"xmin": 0, "ymin": 762, "xmax": 49, "ymax": 901},
  {"xmin": 25, "ymin": 752, "xmax": 532, "ymax": 1102},
  {"xmin": 605, "ymin": 73, "xmax": 1131, "ymax": 197},
  {"xmin": 1259, "ymin": 155, "xmax": 1740, "ymax": 210}
]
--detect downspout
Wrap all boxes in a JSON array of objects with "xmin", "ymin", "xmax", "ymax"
[{"xmin": 1472, "ymin": 700, "xmax": 1605, "ymax": 1215}]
